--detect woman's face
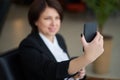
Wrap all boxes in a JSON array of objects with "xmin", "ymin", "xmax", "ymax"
[{"xmin": 35, "ymin": 7, "xmax": 61, "ymax": 39}]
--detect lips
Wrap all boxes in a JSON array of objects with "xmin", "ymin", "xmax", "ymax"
[{"xmin": 49, "ymin": 27, "xmax": 56, "ymax": 32}]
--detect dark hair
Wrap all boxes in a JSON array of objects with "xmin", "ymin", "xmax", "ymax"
[{"xmin": 28, "ymin": 0, "xmax": 63, "ymax": 32}]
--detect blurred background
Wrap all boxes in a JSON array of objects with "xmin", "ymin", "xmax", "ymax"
[{"xmin": 0, "ymin": 0, "xmax": 120, "ymax": 80}]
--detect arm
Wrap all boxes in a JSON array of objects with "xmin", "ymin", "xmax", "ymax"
[
  {"xmin": 68, "ymin": 32, "xmax": 104, "ymax": 74},
  {"xmin": 19, "ymin": 32, "xmax": 104, "ymax": 80}
]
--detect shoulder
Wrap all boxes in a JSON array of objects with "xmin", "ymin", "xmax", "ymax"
[
  {"xmin": 56, "ymin": 33, "xmax": 65, "ymax": 42},
  {"xmin": 19, "ymin": 32, "xmax": 40, "ymax": 48}
]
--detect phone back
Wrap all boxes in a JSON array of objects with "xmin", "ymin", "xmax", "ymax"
[{"xmin": 84, "ymin": 22, "xmax": 97, "ymax": 42}]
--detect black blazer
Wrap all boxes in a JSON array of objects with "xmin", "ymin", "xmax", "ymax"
[
  {"xmin": 19, "ymin": 32, "xmax": 71, "ymax": 80},
  {"xmin": 19, "ymin": 32, "xmax": 86, "ymax": 80}
]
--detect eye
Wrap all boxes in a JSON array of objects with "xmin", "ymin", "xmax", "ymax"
[
  {"xmin": 55, "ymin": 16, "xmax": 60, "ymax": 20},
  {"xmin": 44, "ymin": 17, "xmax": 51, "ymax": 20}
]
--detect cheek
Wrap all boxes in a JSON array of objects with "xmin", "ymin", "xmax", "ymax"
[
  {"xmin": 56, "ymin": 22, "xmax": 61, "ymax": 31},
  {"xmin": 38, "ymin": 21, "xmax": 48, "ymax": 28},
  {"xmin": 58, "ymin": 24, "xmax": 61, "ymax": 29},
  {"xmin": 57, "ymin": 20, "xmax": 61, "ymax": 27},
  {"xmin": 37, "ymin": 23, "xmax": 46, "ymax": 32}
]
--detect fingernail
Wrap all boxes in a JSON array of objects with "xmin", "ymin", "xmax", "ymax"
[{"xmin": 81, "ymin": 33, "xmax": 83, "ymax": 37}]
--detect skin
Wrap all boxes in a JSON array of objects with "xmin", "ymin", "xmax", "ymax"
[
  {"xmin": 34, "ymin": 6, "xmax": 104, "ymax": 79},
  {"xmin": 35, "ymin": 7, "xmax": 61, "ymax": 42},
  {"xmin": 68, "ymin": 32, "xmax": 104, "ymax": 75}
]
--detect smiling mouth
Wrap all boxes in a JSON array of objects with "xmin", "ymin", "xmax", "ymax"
[{"xmin": 49, "ymin": 28, "xmax": 56, "ymax": 32}]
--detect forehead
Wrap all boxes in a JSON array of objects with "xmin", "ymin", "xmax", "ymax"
[{"xmin": 41, "ymin": 7, "xmax": 59, "ymax": 16}]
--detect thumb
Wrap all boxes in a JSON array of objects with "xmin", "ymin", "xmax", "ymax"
[{"xmin": 80, "ymin": 34, "xmax": 87, "ymax": 47}]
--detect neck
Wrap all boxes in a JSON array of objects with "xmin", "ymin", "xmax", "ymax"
[
  {"xmin": 47, "ymin": 36, "xmax": 54, "ymax": 43},
  {"xmin": 39, "ymin": 32, "xmax": 55, "ymax": 43}
]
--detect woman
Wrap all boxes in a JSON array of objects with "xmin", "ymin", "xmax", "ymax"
[{"xmin": 19, "ymin": 0, "xmax": 104, "ymax": 80}]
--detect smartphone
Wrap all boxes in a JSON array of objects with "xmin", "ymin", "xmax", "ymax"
[{"xmin": 83, "ymin": 22, "xmax": 97, "ymax": 42}]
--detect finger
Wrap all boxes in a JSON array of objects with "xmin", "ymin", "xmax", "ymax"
[
  {"xmin": 79, "ymin": 74, "xmax": 85, "ymax": 79},
  {"xmin": 79, "ymin": 69, "xmax": 85, "ymax": 74},
  {"xmin": 92, "ymin": 32, "xmax": 100, "ymax": 42},
  {"xmin": 80, "ymin": 68, "xmax": 85, "ymax": 72},
  {"xmin": 80, "ymin": 34, "xmax": 87, "ymax": 47},
  {"xmin": 99, "ymin": 35, "xmax": 104, "ymax": 48},
  {"xmin": 78, "ymin": 73, "xmax": 85, "ymax": 80},
  {"xmin": 79, "ymin": 68, "xmax": 86, "ymax": 76}
]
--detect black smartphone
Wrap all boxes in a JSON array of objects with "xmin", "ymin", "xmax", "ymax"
[{"xmin": 83, "ymin": 22, "xmax": 97, "ymax": 42}]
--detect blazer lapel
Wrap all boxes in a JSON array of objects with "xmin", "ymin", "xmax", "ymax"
[
  {"xmin": 30, "ymin": 32, "xmax": 57, "ymax": 62},
  {"xmin": 30, "ymin": 32, "xmax": 70, "ymax": 61}
]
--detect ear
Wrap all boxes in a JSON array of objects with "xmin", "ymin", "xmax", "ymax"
[{"xmin": 35, "ymin": 21, "xmax": 38, "ymax": 26}]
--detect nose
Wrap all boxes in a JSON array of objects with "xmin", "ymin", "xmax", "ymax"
[{"xmin": 51, "ymin": 18, "xmax": 56, "ymax": 26}]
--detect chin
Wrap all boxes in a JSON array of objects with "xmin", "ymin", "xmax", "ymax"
[
  {"xmin": 50, "ymin": 31, "xmax": 57, "ymax": 35},
  {"xmin": 49, "ymin": 33, "xmax": 56, "ymax": 36}
]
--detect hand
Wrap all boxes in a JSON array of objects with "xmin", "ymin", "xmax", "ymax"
[
  {"xmin": 74, "ymin": 68, "xmax": 86, "ymax": 80},
  {"xmin": 81, "ymin": 32, "xmax": 104, "ymax": 63}
]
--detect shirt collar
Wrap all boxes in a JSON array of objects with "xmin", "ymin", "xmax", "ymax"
[{"xmin": 39, "ymin": 32, "xmax": 58, "ymax": 47}]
